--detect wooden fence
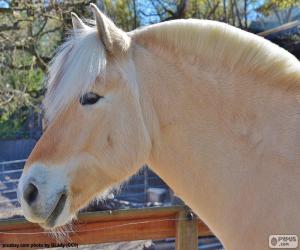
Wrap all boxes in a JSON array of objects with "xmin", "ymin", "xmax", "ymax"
[{"xmin": 0, "ymin": 206, "xmax": 213, "ymax": 249}]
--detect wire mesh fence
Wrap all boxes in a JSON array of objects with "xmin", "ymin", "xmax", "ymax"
[
  {"xmin": 0, "ymin": 160, "xmax": 175, "ymax": 216},
  {"xmin": 0, "ymin": 159, "xmax": 25, "ymax": 221}
]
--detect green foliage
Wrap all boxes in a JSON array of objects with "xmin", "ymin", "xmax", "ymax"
[
  {"xmin": 0, "ymin": 1, "xmax": 78, "ymax": 139},
  {"xmin": 265, "ymin": 0, "xmax": 299, "ymax": 10},
  {"xmin": 257, "ymin": 0, "xmax": 300, "ymax": 20},
  {"xmin": 0, "ymin": 65, "xmax": 44, "ymax": 138},
  {"xmin": 104, "ymin": 0, "xmax": 139, "ymax": 30}
]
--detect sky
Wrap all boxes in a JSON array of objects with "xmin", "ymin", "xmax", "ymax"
[{"xmin": 0, "ymin": 1, "xmax": 9, "ymax": 8}]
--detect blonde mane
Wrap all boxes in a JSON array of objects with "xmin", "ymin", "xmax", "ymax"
[
  {"xmin": 45, "ymin": 19, "xmax": 300, "ymax": 122},
  {"xmin": 133, "ymin": 19, "xmax": 300, "ymax": 84},
  {"xmin": 45, "ymin": 26, "xmax": 106, "ymax": 122}
]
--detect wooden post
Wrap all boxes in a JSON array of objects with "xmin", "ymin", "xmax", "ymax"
[{"xmin": 175, "ymin": 210, "xmax": 198, "ymax": 250}]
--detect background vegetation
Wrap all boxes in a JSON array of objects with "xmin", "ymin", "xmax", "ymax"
[{"xmin": 0, "ymin": 0, "xmax": 299, "ymax": 138}]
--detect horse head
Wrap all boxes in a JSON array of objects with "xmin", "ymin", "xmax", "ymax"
[{"xmin": 17, "ymin": 4, "xmax": 151, "ymax": 229}]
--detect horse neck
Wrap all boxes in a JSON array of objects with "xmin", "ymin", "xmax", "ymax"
[{"xmin": 133, "ymin": 43, "xmax": 300, "ymax": 247}]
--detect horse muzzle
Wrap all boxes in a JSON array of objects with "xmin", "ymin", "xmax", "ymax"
[{"xmin": 17, "ymin": 164, "xmax": 70, "ymax": 229}]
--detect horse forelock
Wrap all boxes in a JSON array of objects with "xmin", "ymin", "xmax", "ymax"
[{"xmin": 44, "ymin": 26, "xmax": 107, "ymax": 122}]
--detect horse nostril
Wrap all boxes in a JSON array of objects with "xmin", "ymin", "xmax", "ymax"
[{"xmin": 23, "ymin": 182, "xmax": 39, "ymax": 206}]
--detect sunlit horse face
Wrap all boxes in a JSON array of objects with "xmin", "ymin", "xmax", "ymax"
[{"xmin": 18, "ymin": 4, "xmax": 151, "ymax": 229}]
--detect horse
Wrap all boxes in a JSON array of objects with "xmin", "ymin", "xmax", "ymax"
[{"xmin": 17, "ymin": 3, "xmax": 300, "ymax": 249}]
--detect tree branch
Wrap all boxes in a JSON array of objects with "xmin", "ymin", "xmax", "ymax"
[{"xmin": 33, "ymin": 17, "xmax": 48, "ymax": 37}]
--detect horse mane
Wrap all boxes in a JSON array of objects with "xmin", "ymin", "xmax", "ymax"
[
  {"xmin": 132, "ymin": 19, "xmax": 300, "ymax": 84},
  {"xmin": 44, "ymin": 25, "xmax": 106, "ymax": 122},
  {"xmin": 45, "ymin": 19, "xmax": 300, "ymax": 122}
]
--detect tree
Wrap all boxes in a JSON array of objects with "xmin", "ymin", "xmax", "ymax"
[
  {"xmin": 257, "ymin": 0, "xmax": 300, "ymax": 25},
  {"xmin": 0, "ymin": 1, "xmax": 93, "ymax": 138},
  {"xmin": 104, "ymin": 0, "xmax": 139, "ymax": 30}
]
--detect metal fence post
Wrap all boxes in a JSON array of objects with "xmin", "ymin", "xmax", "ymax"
[{"xmin": 143, "ymin": 166, "xmax": 149, "ymax": 203}]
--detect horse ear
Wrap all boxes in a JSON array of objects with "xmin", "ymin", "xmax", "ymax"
[
  {"xmin": 90, "ymin": 3, "xmax": 129, "ymax": 53},
  {"xmin": 71, "ymin": 12, "xmax": 86, "ymax": 30}
]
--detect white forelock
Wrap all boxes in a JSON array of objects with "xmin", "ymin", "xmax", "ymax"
[{"xmin": 44, "ymin": 25, "xmax": 106, "ymax": 122}]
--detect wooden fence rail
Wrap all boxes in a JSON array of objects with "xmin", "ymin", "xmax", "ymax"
[{"xmin": 0, "ymin": 206, "xmax": 213, "ymax": 249}]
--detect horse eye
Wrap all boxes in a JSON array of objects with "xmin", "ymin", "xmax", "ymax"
[{"xmin": 80, "ymin": 92, "xmax": 103, "ymax": 105}]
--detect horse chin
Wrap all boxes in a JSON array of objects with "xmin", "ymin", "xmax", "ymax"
[
  {"xmin": 40, "ymin": 213, "xmax": 72, "ymax": 230},
  {"xmin": 39, "ymin": 196, "xmax": 72, "ymax": 230}
]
